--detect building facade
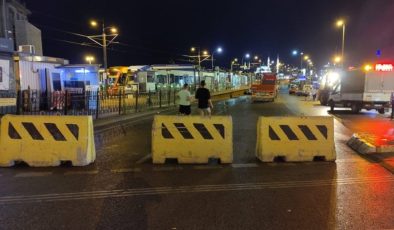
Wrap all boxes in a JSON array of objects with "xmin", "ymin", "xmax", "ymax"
[
  {"xmin": 0, "ymin": 0, "xmax": 42, "ymax": 55},
  {"xmin": 0, "ymin": 0, "xmax": 43, "ymax": 114}
]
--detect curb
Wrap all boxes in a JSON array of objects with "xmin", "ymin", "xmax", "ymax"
[
  {"xmin": 347, "ymin": 133, "xmax": 394, "ymax": 174},
  {"xmin": 347, "ymin": 134, "xmax": 376, "ymax": 154},
  {"xmin": 93, "ymin": 108, "xmax": 176, "ymax": 147}
]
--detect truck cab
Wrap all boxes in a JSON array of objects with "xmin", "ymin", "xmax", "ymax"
[{"xmin": 251, "ymin": 73, "xmax": 277, "ymax": 102}]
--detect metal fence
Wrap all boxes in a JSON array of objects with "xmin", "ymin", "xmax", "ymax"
[
  {"xmin": 15, "ymin": 87, "xmax": 181, "ymax": 119},
  {"xmin": 0, "ymin": 92, "xmax": 17, "ymax": 115}
]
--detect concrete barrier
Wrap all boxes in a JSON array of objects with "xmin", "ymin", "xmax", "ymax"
[
  {"xmin": 152, "ymin": 115, "xmax": 233, "ymax": 164},
  {"xmin": 0, "ymin": 115, "xmax": 96, "ymax": 167},
  {"xmin": 256, "ymin": 116, "xmax": 336, "ymax": 162}
]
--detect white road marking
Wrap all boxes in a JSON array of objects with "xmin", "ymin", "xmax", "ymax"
[
  {"xmin": 14, "ymin": 172, "xmax": 53, "ymax": 178},
  {"xmin": 1, "ymin": 176, "xmax": 393, "ymax": 204},
  {"xmin": 153, "ymin": 166, "xmax": 183, "ymax": 172},
  {"xmin": 232, "ymin": 163, "xmax": 260, "ymax": 168},
  {"xmin": 193, "ymin": 165, "xmax": 224, "ymax": 170},
  {"xmin": 111, "ymin": 168, "xmax": 142, "ymax": 173},
  {"xmin": 136, "ymin": 154, "xmax": 152, "ymax": 164},
  {"xmin": 64, "ymin": 170, "xmax": 99, "ymax": 176}
]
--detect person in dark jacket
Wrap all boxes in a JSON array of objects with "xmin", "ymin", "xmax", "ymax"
[{"xmin": 195, "ymin": 80, "xmax": 213, "ymax": 117}]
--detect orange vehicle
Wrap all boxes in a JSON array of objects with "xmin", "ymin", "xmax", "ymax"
[
  {"xmin": 107, "ymin": 66, "xmax": 133, "ymax": 95},
  {"xmin": 251, "ymin": 73, "xmax": 277, "ymax": 102}
]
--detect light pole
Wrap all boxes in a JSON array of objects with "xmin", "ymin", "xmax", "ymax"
[
  {"xmin": 336, "ymin": 19, "xmax": 346, "ymax": 67},
  {"xmin": 302, "ymin": 54, "xmax": 309, "ymax": 69},
  {"xmin": 190, "ymin": 47, "xmax": 200, "ymax": 68},
  {"xmin": 300, "ymin": 52, "xmax": 305, "ymax": 69},
  {"xmin": 242, "ymin": 53, "xmax": 250, "ymax": 69},
  {"xmin": 333, "ymin": 55, "xmax": 342, "ymax": 66},
  {"xmin": 85, "ymin": 55, "xmax": 95, "ymax": 65},
  {"xmin": 253, "ymin": 55, "xmax": 259, "ymax": 65},
  {"xmin": 190, "ymin": 47, "xmax": 211, "ymax": 68},
  {"xmin": 189, "ymin": 47, "xmax": 210, "ymax": 85},
  {"xmin": 231, "ymin": 58, "xmax": 239, "ymax": 72},
  {"xmin": 292, "ymin": 50, "xmax": 305, "ymax": 70},
  {"xmin": 89, "ymin": 20, "xmax": 119, "ymax": 84},
  {"xmin": 211, "ymin": 47, "xmax": 223, "ymax": 70}
]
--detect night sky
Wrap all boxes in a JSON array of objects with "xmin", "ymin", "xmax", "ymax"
[{"xmin": 25, "ymin": 0, "xmax": 394, "ymax": 69}]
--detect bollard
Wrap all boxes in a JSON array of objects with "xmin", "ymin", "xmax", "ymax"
[
  {"xmin": 135, "ymin": 89, "xmax": 139, "ymax": 113},
  {"xmin": 64, "ymin": 90, "xmax": 68, "ymax": 115},
  {"xmin": 96, "ymin": 89, "xmax": 100, "ymax": 119},
  {"xmin": 118, "ymin": 89, "xmax": 122, "ymax": 115},
  {"xmin": 391, "ymin": 92, "xmax": 394, "ymax": 120},
  {"xmin": 159, "ymin": 89, "xmax": 162, "ymax": 108}
]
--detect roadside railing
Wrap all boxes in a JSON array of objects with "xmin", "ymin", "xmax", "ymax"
[
  {"xmin": 3, "ymin": 85, "xmax": 249, "ymax": 119},
  {"xmin": 15, "ymin": 88, "xmax": 181, "ymax": 119}
]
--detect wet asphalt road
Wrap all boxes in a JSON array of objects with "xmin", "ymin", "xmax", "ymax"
[{"xmin": 0, "ymin": 89, "xmax": 393, "ymax": 230}]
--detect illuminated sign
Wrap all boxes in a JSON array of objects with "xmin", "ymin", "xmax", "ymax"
[
  {"xmin": 75, "ymin": 69, "xmax": 90, "ymax": 74},
  {"xmin": 375, "ymin": 64, "xmax": 393, "ymax": 72}
]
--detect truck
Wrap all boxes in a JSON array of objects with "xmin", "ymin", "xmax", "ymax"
[
  {"xmin": 250, "ymin": 73, "xmax": 277, "ymax": 102},
  {"xmin": 328, "ymin": 66, "xmax": 393, "ymax": 114}
]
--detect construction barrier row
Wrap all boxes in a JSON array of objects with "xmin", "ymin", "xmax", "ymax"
[
  {"xmin": 0, "ymin": 114, "xmax": 335, "ymax": 167},
  {"xmin": 256, "ymin": 116, "xmax": 336, "ymax": 162},
  {"xmin": 152, "ymin": 115, "xmax": 233, "ymax": 164},
  {"xmin": 152, "ymin": 115, "xmax": 336, "ymax": 164},
  {"xmin": 0, "ymin": 115, "xmax": 96, "ymax": 167}
]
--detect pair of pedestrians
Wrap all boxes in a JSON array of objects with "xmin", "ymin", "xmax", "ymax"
[{"xmin": 178, "ymin": 80, "xmax": 213, "ymax": 116}]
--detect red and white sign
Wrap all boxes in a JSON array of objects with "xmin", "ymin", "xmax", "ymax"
[{"xmin": 375, "ymin": 63, "xmax": 393, "ymax": 72}]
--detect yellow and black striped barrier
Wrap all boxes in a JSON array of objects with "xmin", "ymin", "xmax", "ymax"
[
  {"xmin": 256, "ymin": 116, "xmax": 336, "ymax": 162},
  {"xmin": 152, "ymin": 115, "xmax": 233, "ymax": 164},
  {"xmin": 0, "ymin": 115, "xmax": 96, "ymax": 167}
]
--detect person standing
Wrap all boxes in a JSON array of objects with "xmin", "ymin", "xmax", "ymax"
[
  {"xmin": 312, "ymin": 87, "xmax": 317, "ymax": 101},
  {"xmin": 178, "ymin": 83, "xmax": 192, "ymax": 115},
  {"xmin": 195, "ymin": 80, "xmax": 213, "ymax": 117}
]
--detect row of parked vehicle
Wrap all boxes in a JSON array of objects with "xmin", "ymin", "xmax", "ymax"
[{"xmin": 288, "ymin": 84, "xmax": 314, "ymax": 96}]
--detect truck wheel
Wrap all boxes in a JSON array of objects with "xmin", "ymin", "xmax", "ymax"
[
  {"xmin": 320, "ymin": 95, "xmax": 328, "ymax": 105},
  {"xmin": 329, "ymin": 101, "xmax": 335, "ymax": 112},
  {"xmin": 378, "ymin": 108, "xmax": 385, "ymax": 114},
  {"xmin": 351, "ymin": 104, "xmax": 361, "ymax": 114}
]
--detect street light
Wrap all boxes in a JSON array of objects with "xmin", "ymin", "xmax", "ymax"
[
  {"xmin": 292, "ymin": 50, "xmax": 306, "ymax": 70},
  {"xmin": 188, "ymin": 47, "xmax": 211, "ymax": 69},
  {"xmin": 364, "ymin": 64, "xmax": 373, "ymax": 72},
  {"xmin": 88, "ymin": 19, "xmax": 119, "ymax": 84},
  {"xmin": 85, "ymin": 55, "xmax": 95, "ymax": 65},
  {"xmin": 90, "ymin": 20, "xmax": 98, "ymax": 27},
  {"xmin": 334, "ymin": 55, "xmax": 342, "ymax": 65},
  {"xmin": 110, "ymin": 27, "xmax": 118, "ymax": 34},
  {"xmin": 304, "ymin": 55, "xmax": 309, "ymax": 61},
  {"xmin": 231, "ymin": 58, "xmax": 239, "ymax": 72},
  {"xmin": 242, "ymin": 53, "xmax": 251, "ymax": 69},
  {"xmin": 211, "ymin": 47, "xmax": 223, "ymax": 70},
  {"xmin": 254, "ymin": 55, "xmax": 259, "ymax": 60},
  {"xmin": 292, "ymin": 50, "xmax": 298, "ymax": 56},
  {"xmin": 336, "ymin": 19, "xmax": 346, "ymax": 67}
]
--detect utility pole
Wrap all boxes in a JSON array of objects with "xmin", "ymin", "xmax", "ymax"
[
  {"xmin": 102, "ymin": 21, "xmax": 108, "ymax": 71},
  {"xmin": 88, "ymin": 20, "xmax": 119, "ymax": 87}
]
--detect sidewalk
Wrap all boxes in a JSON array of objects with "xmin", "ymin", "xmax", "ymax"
[
  {"xmin": 94, "ymin": 87, "xmax": 248, "ymax": 131},
  {"xmin": 94, "ymin": 107, "xmax": 176, "ymax": 132}
]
